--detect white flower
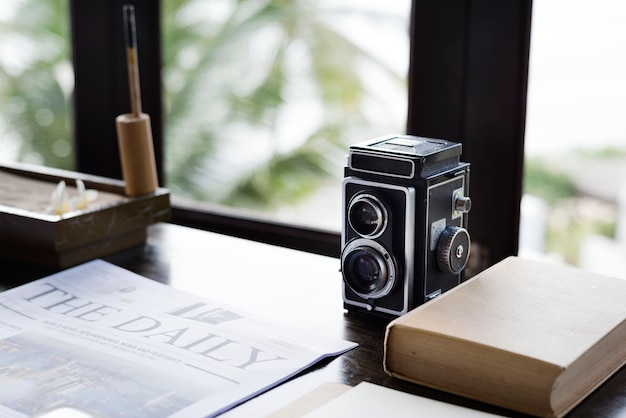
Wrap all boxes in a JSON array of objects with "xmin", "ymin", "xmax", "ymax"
[
  {"xmin": 48, "ymin": 179, "xmax": 98, "ymax": 215},
  {"xmin": 49, "ymin": 180, "xmax": 70, "ymax": 215},
  {"xmin": 70, "ymin": 179, "xmax": 99, "ymax": 211}
]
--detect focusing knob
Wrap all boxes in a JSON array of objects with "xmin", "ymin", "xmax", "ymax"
[{"xmin": 437, "ymin": 226, "xmax": 471, "ymax": 274}]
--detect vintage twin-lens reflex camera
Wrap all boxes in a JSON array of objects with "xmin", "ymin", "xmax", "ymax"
[{"xmin": 341, "ymin": 134, "xmax": 472, "ymax": 318}]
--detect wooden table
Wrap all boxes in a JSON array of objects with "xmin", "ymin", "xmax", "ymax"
[{"xmin": 3, "ymin": 222, "xmax": 626, "ymax": 417}]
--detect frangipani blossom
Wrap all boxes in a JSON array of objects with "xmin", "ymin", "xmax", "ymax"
[
  {"xmin": 49, "ymin": 181, "xmax": 70, "ymax": 215},
  {"xmin": 48, "ymin": 179, "xmax": 98, "ymax": 215},
  {"xmin": 70, "ymin": 179, "xmax": 98, "ymax": 211}
]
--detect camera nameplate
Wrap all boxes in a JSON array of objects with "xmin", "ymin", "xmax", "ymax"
[{"xmin": 349, "ymin": 152, "xmax": 415, "ymax": 179}]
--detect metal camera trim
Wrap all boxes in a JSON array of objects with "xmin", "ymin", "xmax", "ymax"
[
  {"xmin": 341, "ymin": 238, "xmax": 397, "ymax": 300},
  {"xmin": 347, "ymin": 193, "xmax": 388, "ymax": 239},
  {"xmin": 342, "ymin": 177, "xmax": 415, "ymax": 316}
]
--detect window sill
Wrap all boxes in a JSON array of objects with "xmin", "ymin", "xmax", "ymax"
[{"xmin": 170, "ymin": 199, "xmax": 341, "ymax": 258}]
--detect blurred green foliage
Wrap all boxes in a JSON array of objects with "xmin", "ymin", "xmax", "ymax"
[
  {"xmin": 0, "ymin": 0, "xmax": 73, "ymax": 169},
  {"xmin": 1, "ymin": 0, "xmax": 407, "ymax": 213},
  {"xmin": 523, "ymin": 157, "xmax": 577, "ymax": 204},
  {"xmin": 162, "ymin": 0, "xmax": 407, "ymax": 210},
  {"xmin": 524, "ymin": 151, "xmax": 619, "ymax": 264}
]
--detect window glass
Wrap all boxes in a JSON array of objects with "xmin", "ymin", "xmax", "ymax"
[
  {"xmin": 162, "ymin": 0, "xmax": 410, "ymax": 231},
  {"xmin": 522, "ymin": 0, "xmax": 626, "ymax": 278},
  {"xmin": 0, "ymin": 0, "xmax": 73, "ymax": 169}
]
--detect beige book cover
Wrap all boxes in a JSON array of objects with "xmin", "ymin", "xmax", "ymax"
[
  {"xmin": 384, "ymin": 256, "xmax": 626, "ymax": 417},
  {"xmin": 269, "ymin": 382, "xmax": 500, "ymax": 418}
]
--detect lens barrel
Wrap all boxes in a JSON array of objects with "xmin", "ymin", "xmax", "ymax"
[
  {"xmin": 341, "ymin": 239, "xmax": 396, "ymax": 299},
  {"xmin": 348, "ymin": 194, "xmax": 387, "ymax": 238}
]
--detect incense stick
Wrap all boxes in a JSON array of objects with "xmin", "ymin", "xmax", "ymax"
[{"xmin": 123, "ymin": 4, "xmax": 142, "ymax": 117}]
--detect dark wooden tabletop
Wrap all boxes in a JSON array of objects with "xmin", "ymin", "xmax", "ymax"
[{"xmin": 3, "ymin": 222, "xmax": 625, "ymax": 417}]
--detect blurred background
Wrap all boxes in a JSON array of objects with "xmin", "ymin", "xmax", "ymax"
[{"xmin": 1, "ymin": 0, "xmax": 624, "ymax": 278}]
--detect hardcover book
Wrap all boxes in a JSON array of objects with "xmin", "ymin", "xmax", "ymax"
[
  {"xmin": 384, "ymin": 256, "xmax": 626, "ymax": 418},
  {"xmin": 269, "ymin": 382, "xmax": 499, "ymax": 418}
]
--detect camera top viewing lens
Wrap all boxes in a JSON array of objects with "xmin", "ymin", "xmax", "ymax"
[{"xmin": 348, "ymin": 194, "xmax": 387, "ymax": 238}]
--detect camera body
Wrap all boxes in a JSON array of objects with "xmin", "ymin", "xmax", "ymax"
[{"xmin": 341, "ymin": 134, "xmax": 471, "ymax": 318}]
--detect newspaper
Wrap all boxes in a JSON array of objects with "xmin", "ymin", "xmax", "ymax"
[{"xmin": 0, "ymin": 260, "xmax": 357, "ymax": 418}]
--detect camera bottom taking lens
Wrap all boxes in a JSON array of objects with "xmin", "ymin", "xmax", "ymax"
[{"xmin": 341, "ymin": 239, "xmax": 396, "ymax": 300}]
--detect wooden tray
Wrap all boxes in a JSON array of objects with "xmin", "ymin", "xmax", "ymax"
[{"xmin": 0, "ymin": 162, "xmax": 170, "ymax": 269}]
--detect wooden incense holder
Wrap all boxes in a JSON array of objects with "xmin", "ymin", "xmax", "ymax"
[{"xmin": 116, "ymin": 113, "xmax": 158, "ymax": 196}]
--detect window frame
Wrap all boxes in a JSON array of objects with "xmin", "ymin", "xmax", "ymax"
[
  {"xmin": 70, "ymin": 0, "xmax": 531, "ymax": 269},
  {"xmin": 406, "ymin": 0, "xmax": 532, "ymax": 270}
]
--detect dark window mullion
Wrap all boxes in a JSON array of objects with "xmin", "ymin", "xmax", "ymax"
[
  {"xmin": 70, "ymin": 0, "xmax": 163, "ymax": 183},
  {"xmin": 407, "ymin": 0, "xmax": 532, "ymax": 271}
]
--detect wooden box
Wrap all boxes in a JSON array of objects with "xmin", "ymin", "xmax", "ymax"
[{"xmin": 0, "ymin": 162, "xmax": 170, "ymax": 269}]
